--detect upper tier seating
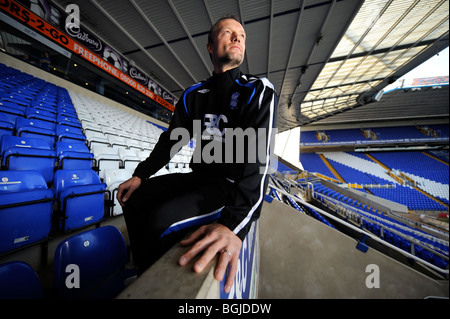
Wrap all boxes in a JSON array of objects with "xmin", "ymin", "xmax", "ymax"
[{"xmin": 300, "ymin": 125, "xmax": 449, "ymax": 146}]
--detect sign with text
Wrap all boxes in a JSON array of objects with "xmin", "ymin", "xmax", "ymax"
[{"xmin": 0, "ymin": 0, "xmax": 176, "ymax": 112}]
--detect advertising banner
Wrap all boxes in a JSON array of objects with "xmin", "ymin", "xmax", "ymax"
[
  {"xmin": 411, "ymin": 76, "xmax": 449, "ymax": 87},
  {"xmin": 0, "ymin": 0, "xmax": 176, "ymax": 111}
]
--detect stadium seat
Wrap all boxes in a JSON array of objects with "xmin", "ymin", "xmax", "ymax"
[
  {"xmin": 85, "ymin": 130, "xmax": 109, "ymax": 148},
  {"xmin": 92, "ymin": 145, "xmax": 122, "ymax": 179},
  {"xmin": 56, "ymin": 141, "xmax": 94, "ymax": 170},
  {"xmin": 54, "ymin": 169, "xmax": 107, "ymax": 232},
  {"xmin": 56, "ymin": 114, "xmax": 82, "ymax": 128},
  {"xmin": 0, "ymin": 112, "xmax": 14, "ymax": 137},
  {"xmin": 56, "ymin": 124, "xmax": 85, "ymax": 143},
  {"xmin": 103, "ymin": 169, "xmax": 132, "ymax": 216},
  {"xmin": 0, "ymin": 135, "xmax": 57, "ymax": 183},
  {"xmin": 118, "ymin": 148, "xmax": 141, "ymax": 171},
  {"xmin": 0, "ymin": 170, "xmax": 54, "ymax": 254},
  {"xmin": 53, "ymin": 225, "xmax": 135, "ymax": 299},
  {"xmin": 15, "ymin": 117, "xmax": 57, "ymax": 147},
  {"xmin": 0, "ymin": 261, "xmax": 44, "ymax": 299},
  {"xmin": 26, "ymin": 107, "xmax": 57, "ymax": 123}
]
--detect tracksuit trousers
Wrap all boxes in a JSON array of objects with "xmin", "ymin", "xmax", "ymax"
[{"xmin": 122, "ymin": 171, "xmax": 234, "ymax": 274}]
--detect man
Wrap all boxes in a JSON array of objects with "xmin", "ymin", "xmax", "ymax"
[{"xmin": 117, "ymin": 15, "xmax": 277, "ymax": 294}]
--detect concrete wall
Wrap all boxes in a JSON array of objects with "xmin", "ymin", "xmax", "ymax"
[
  {"xmin": 117, "ymin": 221, "xmax": 260, "ymax": 299},
  {"xmin": 258, "ymin": 200, "xmax": 448, "ymax": 298}
]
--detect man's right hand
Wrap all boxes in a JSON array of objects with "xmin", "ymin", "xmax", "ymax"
[{"xmin": 116, "ymin": 176, "xmax": 142, "ymax": 207}]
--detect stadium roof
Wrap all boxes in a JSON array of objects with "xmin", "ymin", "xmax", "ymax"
[{"xmin": 52, "ymin": 0, "xmax": 449, "ymax": 132}]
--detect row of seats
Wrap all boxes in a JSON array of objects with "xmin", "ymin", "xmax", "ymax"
[
  {"xmin": 0, "ymin": 64, "xmax": 194, "ymax": 259},
  {"xmin": 0, "ymin": 225, "xmax": 136, "ymax": 299},
  {"xmin": 267, "ymin": 179, "xmax": 335, "ymax": 229},
  {"xmin": 0, "ymin": 64, "xmax": 197, "ymax": 299},
  {"xmin": 369, "ymin": 151, "xmax": 449, "ymax": 203},
  {"xmin": 0, "ymin": 66, "xmax": 114, "ymax": 256},
  {"xmin": 312, "ymin": 183, "xmax": 449, "ymax": 270},
  {"xmin": 69, "ymin": 90, "xmax": 195, "ymax": 177},
  {"xmin": 0, "ymin": 169, "xmax": 106, "ymax": 254},
  {"xmin": 320, "ymin": 152, "xmax": 448, "ymax": 211}
]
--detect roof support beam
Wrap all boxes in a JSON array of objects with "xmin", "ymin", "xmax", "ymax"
[
  {"xmin": 167, "ymin": 0, "xmax": 212, "ymax": 76},
  {"xmin": 267, "ymin": 0, "xmax": 274, "ymax": 77},
  {"xmin": 88, "ymin": 0, "xmax": 185, "ymax": 91},
  {"xmin": 279, "ymin": 0, "xmax": 305, "ymax": 104},
  {"xmin": 128, "ymin": 0, "xmax": 198, "ymax": 84},
  {"xmin": 289, "ymin": 0, "xmax": 336, "ymax": 108},
  {"xmin": 236, "ymin": 0, "xmax": 250, "ymax": 74}
]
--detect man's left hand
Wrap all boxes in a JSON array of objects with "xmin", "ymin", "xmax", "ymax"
[{"xmin": 178, "ymin": 223, "xmax": 242, "ymax": 293}]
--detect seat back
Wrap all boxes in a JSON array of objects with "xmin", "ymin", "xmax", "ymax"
[
  {"xmin": 0, "ymin": 170, "xmax": 54, "ymax": 253},
  {"xmin": 56, "ymin": 142, "xmax": 93, "ymax": 170},
  {"xmin": 54, "ymin": 169, "xmax": 105, "ymax": 231},
  {"xmin": 0, "ymin": 170, "xmax": 47, "ymax": 193},
  {"xmin": 56, "ymin": 141, "xmax": 90, "ymax": 156},
  {"xmin": 16, "ymin": 117, "xmax": 56, "ymax": 132},
  {"xmin": 53, "ymin": 226, "xmax": 128, "ymax": 298},
  {"xmin": 54, "ymin": 169, "xmax": 102, "ymax": 197},
  {"xmin": 1, "ymin": 134, "xmax": 52, "ymax": 156},
  {"xmin": 0, "ymin": 261, "xmax": 43, "ymax": 299},
  {"xmin": 1, "ymin": 135, "xmax": 56, "ymax": 183}
]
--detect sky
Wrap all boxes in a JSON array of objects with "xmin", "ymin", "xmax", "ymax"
[{"xmin": 384, "ymin": 46, "xmax": 449, "ymax": 91}]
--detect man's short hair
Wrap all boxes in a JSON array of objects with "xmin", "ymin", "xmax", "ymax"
[{"xmin": 207, "ymin": 14, "xmax": 242, "ymax": 45}]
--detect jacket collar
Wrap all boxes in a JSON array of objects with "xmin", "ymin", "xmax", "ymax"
[{"xmin": 211, "ymin": 67, "xmax": 241, "ymax": 83}]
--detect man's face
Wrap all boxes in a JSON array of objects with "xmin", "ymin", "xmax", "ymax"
[{"xmin": 208, "ymin": 19, "xmax": 246, "ymax": 70}]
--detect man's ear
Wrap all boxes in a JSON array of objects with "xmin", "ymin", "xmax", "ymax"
[{"xmin": 207, "ymin": 42, "xmax": 214, "ymax": 55}]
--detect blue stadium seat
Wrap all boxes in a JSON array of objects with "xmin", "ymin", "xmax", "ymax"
[
  {"xmin": 15, "ymin": 117, "xmax": 57, "ymax": 147},
  {"xmin": 0, "ymin": 100, "xmax": 26, "ymax": 118},
  {"xmin": 0, "ymin": 112, "xmax": 14, "ymax": 138},
  {"xmin": 26, "ymin": 107, "xmax": 57, "ymax": 123},
  {"xmin": 56, "ymin": 141, "xmax": 94, "ymax": 170},
  {"xmin": 54, "ymin": 169, "xmax": 106, "ymax": 232},
  {"xmin": 53, "ymin": 225, "xmax": 135, "ymax": 299},
  {"xmin": 56, "ymin": 124, "xmax": 85, "ymax": 143},
  {"xmin": 57, "ymin": 114, "xmax": 81, "ymax": 128},
  {"xmin": 0, "ymin": 135, "xmax": 57, "ymax": 183},
  {"xmin": 0, "ymin": 170, "xmax": 54, "ymax": 254},
  {"xmin": 0, "ymin": 261, "xmax": 43, "ymax": 299}
]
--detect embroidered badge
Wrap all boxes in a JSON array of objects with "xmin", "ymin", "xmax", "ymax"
[{"xmin": 230, "ymin": 92, "xmax": 240, "ymax": 110}]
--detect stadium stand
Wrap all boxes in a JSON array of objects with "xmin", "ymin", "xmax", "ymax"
[
  {"xmin": 300, "ymin": 125, "xmax": 449, "ymax": 146},
  {"xmin": 0, "ymin": 59, "xmax": 448, "ymax": 299}
]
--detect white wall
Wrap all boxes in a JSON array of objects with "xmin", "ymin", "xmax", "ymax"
[{"xmin": 274, "ymin": 126, "xmax": 303, "ymax": 170}]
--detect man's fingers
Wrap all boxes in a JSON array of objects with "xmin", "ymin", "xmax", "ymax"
[
  {"xmin": 180, "ymin": 225, "xmax": 207, "ymax": 246},
  {"xmin": 224, "ymin": 255, "xmax": 239, "ymax": 293},
  {"xmin": 178, "ymin": 223, "xmax": 242, "ymax": 294},
  {"xmin": 116, "ymin": 176, "xmax": 141, "ymax": 207},
  {"xmin": 192, "ymin": 240, "xmax": 224, "ymax": 273},
  {"xmin": 214, "ymin": 249, "xmax": 232, "ymax": 282}
]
